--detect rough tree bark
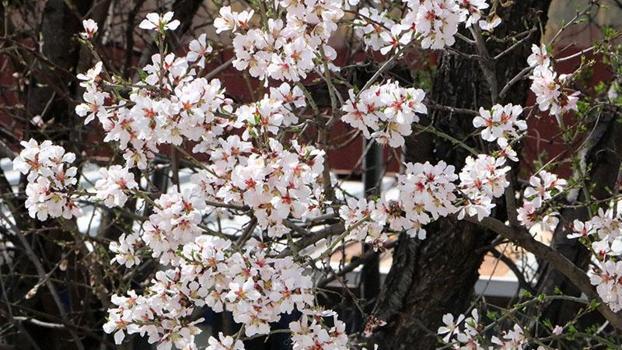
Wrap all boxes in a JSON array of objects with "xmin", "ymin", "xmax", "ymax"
[{"xmin": 371, "ymin": 2, "xmax": 551, "ymax": 348}]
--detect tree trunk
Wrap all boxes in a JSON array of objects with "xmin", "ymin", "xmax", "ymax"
[{"xmin": 371, "ymin": 2, "xmax": 551, "ymax": 348}]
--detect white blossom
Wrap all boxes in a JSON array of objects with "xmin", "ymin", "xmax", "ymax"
[
  {"xmin": 80, "ymin": 19, "xmax": 98, "ymax": 40},
  {"xmin": 139, "ymin": 12, "xmax": 180, "ymax": 32}
]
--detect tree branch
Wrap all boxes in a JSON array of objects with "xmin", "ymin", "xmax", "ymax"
[{"xmin": 466, "ymin": 215, "xmax": 622, "ymax": 330}]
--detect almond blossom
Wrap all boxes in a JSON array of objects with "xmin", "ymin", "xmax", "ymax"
[
  {"xmin": 458, "ymin": 155, "xmax": 510, "ymax": 220},
  {"xmin": 139, "ymin": 12, "xmax": 180, "ymax": 32},
  {"xmin": 339, "ymin": 157, "xmax": 508, "ymax": 244},
  {"xmin": 80, "ymin": 18, "xmax": 98, "ymax": 40},
  {"xmin": 527, "ymin": 44, "xmax": 550, "ymax": 70},
  {"xmin": 491, "ymin": 324, "xmax": 528, "ymax": 349},
  {"xmin": 218, "ymin": 1, "xmax": 343, "ymax": 84},
  {"xmin": 13, "ymin": 139, "xmax": 80, "ymax": 220},
  {"xmin": 459, "ymin": 0, "xmax": 490, "ymax": 28},
  {"xmin": 213, "ymin": 6, "xmax": 254, "ymax": 34},
  {"xmin": 355, "ymin": 0, "xmax": 499, "ymax": 53},
  {"xmin": 341, "ymin": 80, "xmax": 427, "ymax": 147},
  {"xmin": 437, "ymin": 312, "xmax": 465, "ymax": 343},
  {"xmin": 339, "ymin": 197, "xmax": 383, "ymax": 243},
  {"xmin": 571, "ymin": 209, "xmax": 622, "ymax": 312},
  {"xmin": 206, "ymin": 333, "xmax": 245, "ymax": 350},
  {"xmin": 75, "ymin": 43, "xmax": 230, "ymax": 170},
  {"xmin": 523, "ymin": 170, "xmax": 566, "ymax": 207},
  {"xmin": 104, "ymin": 238, "xmax": 324, "ymax": 348},
  {"xmin": 354, "ymin": 8, "xmax": 396, "ymax": 51},
  {"xmin": 109, "ymin": 233, "xmax": 141, "ymax": 268},
  {"xmin": 478, "ymin": 15, "xmax": 502, "ymax": 32},
  {"xmin": 186, "ymin": 33, "xmax": 213, "ymax": 68},
  {"xmin": 410, "ymin": 0, "xmax": 462, "ymax": 49},
  {"xmin": 591, "ymin": 260, "xmax": 622, "ymax": 312},
  {"xmin": 289, "ymin": 313, "xmax": 348, "ymax": 350},
  {"xmin": 516, "ymin": 170, "xmax": 566, "ymax": 229},
  {"xmin": 567, "ymin": 219, "xmax": 595, "ymax": 239},
  {"xmin": 438, "ymin": 310, "xmax": 530, "ymax": 349},
  {"xmin": 340, "ymin": 160, "xmax": 458, "ymax": 244},
  {"xmin": 473, "ymin": 104, "xmax": 526, "ymax": 144},
  {"xmin": 94, "ymin": 165, "xmax": 138, "ymax": 208},
  {"xmin": 528, "ymin": 44, "xmax": 580, "ymax": 120}
]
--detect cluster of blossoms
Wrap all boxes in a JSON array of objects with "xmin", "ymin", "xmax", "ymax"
[
  {"xmin": 340, "ymin": 160, "xmax": 458, "ymax": 244},
  {"xmin": 104, "ymin": 238, "xmax": 346, "ymax": 349},
  {"xmin": 192, "ymin": 137, "xmax": 325, "ymax": 237},
  {"xmin": 75, "ymin": 18, "xmax": 229, "ymax": 170},
  {"xmin": 339, "ymin": 197, "xmax": 386, "ymax": 245},
  {"xmin": 289, "ymin": 313, "xmax": 348, "ymax": 350},
  {"xmin": 109, "ymin": 134, "xmax": 326, "ymax": 269},
  {"xmin": 457, "ymin": 155, "xmax": 510, "ymax": 221},
  {"xmin": 438, "ymin": 310, "xmax": 535, "ymax": 349},
  {"xmin": 94, "ymin": 165, "xmax": 138, "ymax": 208},
  {"xmin": 13, "ymin": 140, "xmax": 80, "ymax": 220},
  {"xmin": 590, "ymin": 259, "xmax": 622, "ymax": 313},
  {"xmin": 232, "ymin": 83, "xmax": 306, "ymax": 139},
  {"xmin": 392, "ymin": 161, "xmax": 458, "ymax": 238},
  {"xmin": 528, "ymin": 44, "xmax": 580, "ymax": 120},
  {"xmin": 73, "ymin": 14, "xmax": 344, "ymax": 348},
  {"xmin": 340, "ymin": 155, "xmax": 510, "ymax": 246},
  {"xmin": 516, "ymin": 170, "xmax": 566, "ymax": 230},
  {"xmin": 111, "ymin": 188, "xmax": 207, "ymax": 267},
  {"xmin": 590, "ymin": 259, "xmax": 622, "ymax": 312},
  {"xmin": 341, "ymin": 81, "xmax": 427, "ymax": 148},
  {"xmin": 354, "ymin": 0, "xmax": 500, "ymax": 52},
  {"xmin": 216, "ymin": 0, "xmax": 342, "ymax": 84},
  {"xmin": 473, "ymin": 103, "xmax": 526, "ymax": 161},
  {"xmin": 568, "ymin": 209, "xmax": 622, "ymax": 311}
]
